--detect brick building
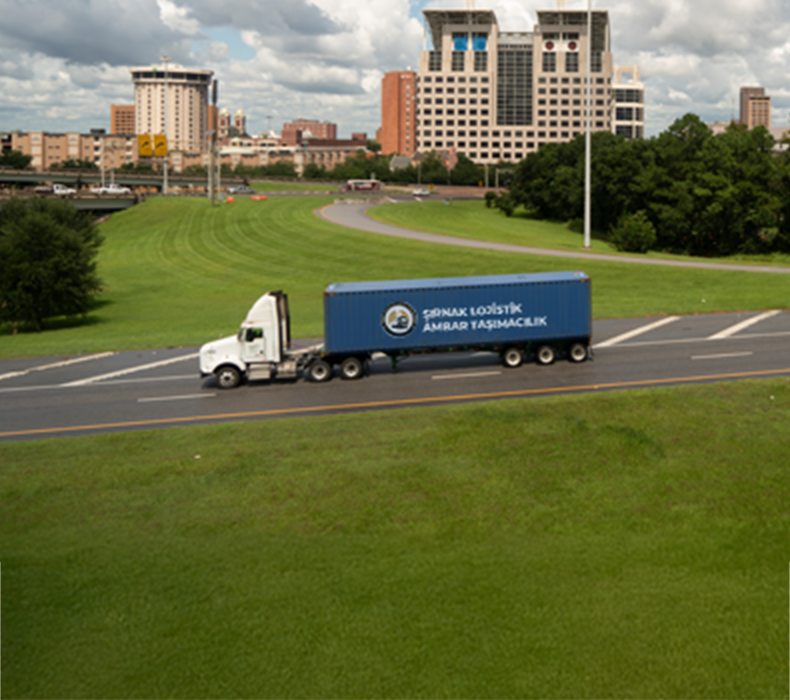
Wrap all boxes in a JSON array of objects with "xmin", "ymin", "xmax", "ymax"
[
  {"xmin": 380, "ymin": 70, "xmax": 416, "ymax": 156},
  {"xmin": 281, "ymin": 118, "xmax": 337, "ymax": 146}
]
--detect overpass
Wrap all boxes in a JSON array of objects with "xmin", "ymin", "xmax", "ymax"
[{"xmin": 0, "ymin": 168, "xmax": 246, "ymax": 190}]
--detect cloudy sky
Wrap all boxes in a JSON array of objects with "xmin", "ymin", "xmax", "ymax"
[{"xmin": 1, "ymin": 0, "xmax": 788, "ymax": 139}]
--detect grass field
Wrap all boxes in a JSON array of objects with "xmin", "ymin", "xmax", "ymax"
[
  {"xmin": 369, "ymin": 199, "xmax": 790, "ymax": 267},
  {"xmin": 251, "ymin": 181, "xmax": 339, "ymax": 192},
  {"xmin": 1, "ymin": 196, "xmax": 789, "ymax": 359},
  {"xmin": 2, "ymin": 380, "xmax": 788, "ymax": 698}
]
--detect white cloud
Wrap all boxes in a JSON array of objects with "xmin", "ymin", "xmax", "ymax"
[{"xmin": 1, "ymin": 0, "xmax": 790, "ymax": 139}]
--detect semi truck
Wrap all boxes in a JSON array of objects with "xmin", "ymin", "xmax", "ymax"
[{"xmin": 199, "ymin": 271, "xmax": 592, "ymax": 389}]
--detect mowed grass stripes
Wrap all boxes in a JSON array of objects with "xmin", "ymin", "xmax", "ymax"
[{"xmin": 2, "ymin": 196, "xmax": 789, "ymax": 359}]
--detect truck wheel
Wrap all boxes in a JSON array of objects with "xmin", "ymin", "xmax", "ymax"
[
  {"xmin": 502, "ymin": 347, "xmax": 523, "ymax": 368},
  {"xmin": 339, "ymin": 356, "xmax": 364, "ymax": 380},
  {"xmin": 307, "ymin": 359, "xmax": 332, "ymax": 383},
  {"xmin": 536, "ymin": 345, "xmax": 556, "ymax": 366},
  {"xmin": 569, "ymin": 343, "xmax": 588, "ymax": 363},
  {"xmin": 215, "ymin": 365, "xmax": 241, "ymax": 389}
]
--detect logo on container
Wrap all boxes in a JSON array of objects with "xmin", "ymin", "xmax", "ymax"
[{"xmin": 382, "ymin": 303, "xmax": 416, "ymax": 337}]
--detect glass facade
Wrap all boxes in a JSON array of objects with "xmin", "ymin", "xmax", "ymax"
[{"xmin": 497, "ymin": 49, "xmax": 533, "ymax": 126}]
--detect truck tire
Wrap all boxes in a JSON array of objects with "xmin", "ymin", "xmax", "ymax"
[
  {"xmin": 536, "ymin": 345, "xmax": 556, "ymax": 366},
  {"xmin": 339, "ymin": 356, "xmax": 364, "ymax": 380},
  {"xmin": 215, "ymin": 365, "xmax": 242, "ymax": 389},
  {"xmin": 306, "ymin": 359, "xmax": 332, "ymax": 383},
  {"xmin": 569, "ymin": 342, "xmax": 588, "ymax": 363},
  {"xmin": 502, "ymin": 347, "xmax": 523, "ymax": 368}
]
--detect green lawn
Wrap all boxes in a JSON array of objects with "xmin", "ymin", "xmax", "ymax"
[
  {"xmin": 2, "ymin": 380, "xmax": 788, "ymax": 698},
  {"xmin": 1, "ymin": 196, "xmax": 789, "ymax": 359},
  {"xmin": 251, "ymin": 180, "xmax": 339, "ymax": 192},
  {"xmin": 369, "ymin": 199, "xmax": 790, "ymax": 267}
]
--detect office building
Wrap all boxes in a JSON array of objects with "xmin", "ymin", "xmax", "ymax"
[
  {"xmin": 130, "ymin": 63, "xmax": 213, "ymax": 153},
  {"xmin": 110, "ymin": 104, "xmax": 135, "ymax": 135},
  {"xmin": 416, "ymin": 8, "xmax": 641, "ymax": 164},
  {"xmin": 740, "ymin": 87, "xmax": 771, "ymax": 129},
  {"xmin": 381, "ymin": 70, "xmax": 417, "ymax": 156},
  {"xmin": 612, "ymin": 65, "xmax": 644, "ymax": 138}
]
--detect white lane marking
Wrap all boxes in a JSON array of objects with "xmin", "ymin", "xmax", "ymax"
[
  {"xmin": 432, "ymin": 371, "xmax": 502, "ymax": 380},
  {"xmin": 62, "ymin": 352, "xmax": 199, "ymax": 386},
  {"xmin": 0, "ymin": 352, "xmax": 115, "ymax": 382},
  {"xmin": 708, "ymin": 310, "xmax": 782, "ymax": 340},
  {"xmin": 594, "ymin": 316, "xmax": 680, "ymax": 348},
  {"xmin": 0, "ymin": 375, "xmax": 197, "ymax": 395},
  {"xmin": 603, "ymin": 330, "xmax": 790, "ymax": 348},
  {"xmin": 138, "ymin": 393, "xmax": 215, "ymax": 403},
  {"xmin": 692, "ymin": 352, "xmax": 754, "ymax": 361}
]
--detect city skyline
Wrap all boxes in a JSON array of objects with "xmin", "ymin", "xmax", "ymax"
[{"xmin": 1, "ymin": 0, "xmax": 789, "ymax": 140}]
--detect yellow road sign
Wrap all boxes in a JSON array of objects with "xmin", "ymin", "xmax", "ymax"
[
  {"xmin": 138, "ymin": 134, "xmax": 152, "ymax": 158},
  {"xmin": 153, "ymin": 134, "xmax": 168, "ymax": 157}
]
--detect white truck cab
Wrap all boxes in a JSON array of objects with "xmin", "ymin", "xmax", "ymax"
[{"xmin": 200, "ymin": 291, "xmax": 314, "ymax": 388}]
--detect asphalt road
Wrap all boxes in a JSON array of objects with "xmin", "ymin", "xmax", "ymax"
[
  {"xmin": 1, "ymin": 311, "xmax": 789, "ymax": 442},
  {"xmin": 318, "ymin": 201, "xmax": 790, "ymax": 274}
]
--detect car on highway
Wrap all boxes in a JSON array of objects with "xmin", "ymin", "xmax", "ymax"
[
  {"xmin": 226, "ymin": 185, "xmax": 256, "ymax": 195},
  {"xmin": 412, "ymin": 188, "xmax": 431, "ymax": 197},
  {"xmin": 90, "ymin": 183, "xmax": 132, "ymax": 195},
  {"xmin": 34, "ymin": 183, "xmax": 77, "ymax": 196}
]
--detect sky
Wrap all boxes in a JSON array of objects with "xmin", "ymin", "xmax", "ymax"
[{"xmin": 1, "ymin": 0, "xmax": 789, "ymax": 140}]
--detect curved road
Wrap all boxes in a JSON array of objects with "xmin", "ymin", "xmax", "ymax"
[{"xmin": 318, "ymin": 201, "xmax": 790, "ymax": 275}]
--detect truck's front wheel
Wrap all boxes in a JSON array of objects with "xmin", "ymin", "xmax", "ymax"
[
  {"xmin": 215, "ymin": 365, "xmax": 242, "ymax": 389},
  {"xmin": 306, "ymin": 359, "xmax": 333, "ymax": 382}
]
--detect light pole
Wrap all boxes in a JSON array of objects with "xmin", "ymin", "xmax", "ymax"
[
  {"xmin": 161, "ymin": 54, "xmax": 170, "ymax": 196},
  {"xmin": 583, "ymin": 0, "xmax": 592, "ymax": 249}
]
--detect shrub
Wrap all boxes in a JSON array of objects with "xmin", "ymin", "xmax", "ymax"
[{"xmin": 609, "ymin": 211, "xmax": 657, "ymax": 253}]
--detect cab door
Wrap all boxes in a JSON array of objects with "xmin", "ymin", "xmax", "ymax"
[{"xmin": 242, "ymin": 327, "xmax": 266, "ymax": 362}]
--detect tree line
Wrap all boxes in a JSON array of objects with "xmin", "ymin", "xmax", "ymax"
[{"xmin": 508, "ymin": 113, "xmax": 790, "ymax": 257}]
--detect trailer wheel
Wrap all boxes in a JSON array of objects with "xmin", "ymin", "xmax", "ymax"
[
  {"xmin": 536, "ymin": 345, "xmax": 556, "ymax": 366},
  {"xmin": 502, "ymin": 347, "xmax": 523, "ymax": 368},
  {"xmin": 215, "ymin": 365, "xmax": 242, "ymax": 389},
  {"xmin": 306, "ymin": 359, "xmax": 333, "ymax": 383},
  {"xmin": 339, "ymin": 356, "xmax": 364, "ymax": 380},
  {"xmin": 569, "ymin": 343, "xmax": 588, "ymax": 363}
]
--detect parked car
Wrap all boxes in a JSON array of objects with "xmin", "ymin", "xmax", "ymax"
[
  {"xmin": 412, "ymin": 188, "xmax": 431, "ymax": 197},
  {"xmin": 90, "ymin": 183, "xmax": 131, "ymax": 195},
  {"xmin": 226, "ymin": 185, "xmax": 256, "ymax": 195}
]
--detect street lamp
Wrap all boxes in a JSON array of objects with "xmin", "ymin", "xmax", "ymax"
[
  {"xmin": 161, "ymin": 54, "xmax": 171, "ymax": 196},
  {"xmin": 583, "ymin": 0, "xmax": 592, "ymax": 249}
]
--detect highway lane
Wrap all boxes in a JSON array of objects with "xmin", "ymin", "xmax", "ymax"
[{"xmin": 1, "ymin": 311, "xmax": 788, "ymax": 442}]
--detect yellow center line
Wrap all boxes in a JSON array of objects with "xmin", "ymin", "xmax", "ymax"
[{"xmin": 2, "ymin": 367, "xmax": 790, "ymax": 439}]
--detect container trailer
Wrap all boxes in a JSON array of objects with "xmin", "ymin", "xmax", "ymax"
[{"xmin": 199, "ymin": 271, "xmax": 592, "ymax": 389}]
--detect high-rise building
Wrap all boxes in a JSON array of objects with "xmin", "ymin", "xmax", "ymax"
[
  {"xmin": 381, "ymin": 71, "xmax": 416, "ymax": 156},
  {"xmin": 740, "ymin": 86, "xmax": 771, "ymax": 129},
  {"xmin": 130, "ymin": 63, "xmax": 213, "ymax": 153},
  {"xmin": 110, "ymin": 104, "xmax": 135, "ymax": 135},
  {"xmin": 612, "ymin": 65, "xmax": 644, "ymax": 139},
  {"xmin": 281, "ymin": 119, "xmax": 337, "ymax": 146},
  {"xmin": 416, "ymin": 8, "xmax": 641, "ymax": 164}
]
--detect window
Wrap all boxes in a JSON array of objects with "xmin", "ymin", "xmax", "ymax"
[
  {"xmin": 429, "ymin": 52, "xmax": 442, "ymax": 71},
  {"xmin": 542, "ymin": 52, "xmax": 556, "ymax": 72}
]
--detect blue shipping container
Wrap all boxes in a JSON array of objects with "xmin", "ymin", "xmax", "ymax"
[{"xmin": 323, "ymin": 271, "xmax": 591, "ymax": 355}]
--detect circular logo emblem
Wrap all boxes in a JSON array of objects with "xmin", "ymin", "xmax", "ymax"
[{"xmin": 382, "ymin": 303, "xmax": 416, "ymax": 337}]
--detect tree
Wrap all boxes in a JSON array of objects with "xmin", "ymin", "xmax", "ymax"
[
  {"xmin": 0, "ymin": 198, "xmax": 103, "ymax": 332},
  {"xmin": 0, "ymin": 149, "xmax": 32, "ymax": 169},
  {"xmin": 50, "ymin": 158, "xmax": 98, "ymax": 171}
]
